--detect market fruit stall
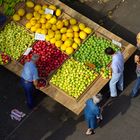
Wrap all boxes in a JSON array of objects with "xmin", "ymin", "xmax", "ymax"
[{"xmin": 0, "ymin": 0, "xmax": 136, "ymax": 115}]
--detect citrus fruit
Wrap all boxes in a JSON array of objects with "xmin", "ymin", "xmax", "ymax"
[
  {"xmin": 60, "ymin": 27, "xmax": 67, "ymax": 33},
  {"xmin": 45, "ymin": 14, "xmax": 52, "ymax": 20},
  {"xmin": 84, "ymin": 27, "xmax": 92, "ymax": 34},
  {"xmin": 35, "ymin": 23, "xmax": 41, "ymax": 28},
  {"xmin": 41, "ymin": 29, "xmax": 47, "ymax": 34},
  {"xmin": 72, "ymin": 25, "xmax": 79, "ymax": 32},
  {"xmin": 36, "ymin": 28, "xmax": 42, "ymax": 33},
  {"xmin": 13, "ymin": 14, "xmax": 20, "ymax": 21},
  {"xmin": 61, "ymin": 44, "xmax": 67, "ymax": 51},
  {"xmin": 26, "ymin": 1, "xmax": 34, "ymax": 8},
  {"xmin": 50, "ymin": 38, "xmax": 56, "ymax": 44},
  {"xmin": 41, "ymin": 24, "xmax": 46, "ymax": 29},
  {"xmin": 45, "ymin": 35, "xmax": 50, "ymax": 41},
  {"xmin": 62, "ymin": 34, "xmax": 67, "ymax": 41},
  {"xmin": 25, "ymin": 22, "xmax": 32, "ymax": 29},
  {"xmin": 69, "ymin": 18, "xmax": 77, "ymax": 25},
  {"xmin": 72, "ymin": 42, "xmax": 78, "ymax": 49},
  {"xmin": 38, "ymin": 9, "xmax": 44, "ymax": 15},
  {"xmin": 79, "ymin": 23, "xmax": 85, "ymax": 30},
  {"xmin": 55, "ymin": 40, "xmax": 63, "ymax": 48},
  {"xmin": 55, "ymin": 9, "xmax": 61, "ymax": 16},
  {"xmin": 66, "ymin": 47, "xmax": 74, "ymax": 55},
  {"xmin": 34, "ymin": 12, "xmax": 40, "ymax": 20},
  {"xmin": 74, "ymin": 32, "xmax": 79, "ymax": 38},
  {"xmin": 25, "ymin": 13, "xmax": 33, "ymax": 20},
  {"xmin": 34, "ymin": 4, "xmax": 42, "ymax": 11},
  {"xmin": 55, "ymin": 33, "xmax": 61, "ymax": 41},
  {"xmin": 49, "ymin": 17, "xmax": 57, "ymax": 24},
  {"xmin": 17, "ymin": 8, "xmax": 25, "ymax": 16},
  {"xmin": 51, "ymin": 25, "xmax": 57, "ymax": 31},
  {"xmin": 67, "ymin": 28, "xmax": 73, "ymax": 33},
  {"xmin": 66, "ymin": 32, "xmax": 73, "ymax": 38},
  {"xmin": 79, "ymin": 31, "xmax": 87, "ymax": 39},
  {"xmin": 64, "ymin": 39, "xmax": 73, "ymax": 47},
  {"xmin": 45, "ymin": 22, "xmax": 52, "ymax": 29},
  {"xmin": 56, "ymin": 20, "xmax": 63, "ymax": 29},
  {"xmin": 42, "ymin": 5, "xmax": 48, "ymax": 10},
  {"xmin": 63, "ymin": 19, "xmax": 69, "ymax": 27},
  {"xmin": 49, "ymin": 5, "xmax": 57, "ymax": 11},
  {"xmin": 74, "ymin": 37, "xmax": 81, "ymax": 45},
  {"xmin": 31, "ymin": 26, "xmax": 36, "ymax": 32},
  {"xmin": 40, "ymin": 18, "xmax": 46, "ymax": 24}
]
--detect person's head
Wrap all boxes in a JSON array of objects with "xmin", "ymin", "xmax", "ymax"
[
  {"xmin": 92, "ymin": 93, "xmax": 102, "ymax": 104},
  {"xmin": 136, "ymin": 32, "xmax": 140, "ymax": 47},
  {"xmin": 31, "ymin": 54, "xmax": 39, "ymax": 63},
  {"xmin": 105, "ymin": 47, "xmax": 115, "ymax": 56}
]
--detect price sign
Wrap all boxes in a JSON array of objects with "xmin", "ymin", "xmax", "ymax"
[
  {"xmin": 112, "ymin": 39, "xmax": 122, "ymax": 47},
  {"xmin": 23, "ymin": 48, "xmax": 32, "ymax": 55},
  {"xmin": 45, "ymin": 8, "xmax": 54, "ymax": 15},
  {"xmin": 35, "ymin": 33, "xmax": 45, "ymax": 41}
]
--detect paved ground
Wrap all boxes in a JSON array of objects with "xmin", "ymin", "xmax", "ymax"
[{"xmin": 1, "ymin": 0, "xmax": 140, "ymax": 140}]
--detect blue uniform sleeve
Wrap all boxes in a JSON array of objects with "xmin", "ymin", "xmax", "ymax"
[
  {"xmin": 33, "ymin": 67, "xmax": 39, "ymax": 81},
  {"xmin": 95, "ymin": 106, "xmax": 101, "ymax": 118}
]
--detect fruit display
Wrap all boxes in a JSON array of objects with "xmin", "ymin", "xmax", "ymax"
[
  {"xmin": 37, "ymin": 79, "xmax": 46, "ymax": 88},
  {"xmin": 13, "ymin": 1, "xmax": 93, "ymax": 55},
  {"xmin": 73, "ymin": 34, "xmax": 120, "ymax": 75},
  {"xmin": 50, "ymin": 58, "xmax": 98, "ymax": 99},
  {"xmin": 20, "ymin": 41, "xmax": 68, "ymax": 77},
  {"xmin": 0, "ymin": 52, "xmax": 10, "ymax": 65},
  {"xmin": 100, "ymin": 67, "xmax": 112, "ymax": 79},
  {"xmin": 0, "ymin": 0, "xmax": 23, "ymax": 16},
  {"xmin": 0, "ymin": 22, "xmax": 34, "ymax": 60}
]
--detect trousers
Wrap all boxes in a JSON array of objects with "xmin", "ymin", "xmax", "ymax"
[
  {"xmin": 109, "ymin": 72, "xmax": 124, "ymax": 97},
  {"xmin": 131, "ymin": 77, "xmax": 140, "ymax": 97},
  {"xmin": 21, "ymin": 78, "xmax": 35, "ymax": 108}
]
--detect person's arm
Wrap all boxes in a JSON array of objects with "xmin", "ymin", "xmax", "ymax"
[
  {"xmin": 134, "ymin": 55, "xmax": 140, "ymax": 64},
  {"xmin": 33, "ymin": 68, "xmax": 39, "ymax": 89}
]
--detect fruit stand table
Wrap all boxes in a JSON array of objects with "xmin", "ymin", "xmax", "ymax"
[{"xmin": 2, "ymin": 0, "xmax": 136, "ymax": 115}]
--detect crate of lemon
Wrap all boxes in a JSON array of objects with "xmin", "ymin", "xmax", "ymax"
[
  {"xmin": 50, "ymin": 58, "xmax": 99, "ymax": 100},
  {"xmin": 12, "ymin": 1, "xmax": 93, "ymax": 56}
]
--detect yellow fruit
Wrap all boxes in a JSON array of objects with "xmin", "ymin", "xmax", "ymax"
[
  {"xmin": 41, "ymin": 14, "xmax": 46, "ymax": 18},
  {"xmin": 55, "ymin": 9, "xmax": 61, "ymax": 16},
  {"xmin": 61, "ymin": 44, "xmax": 67, "ymax": 51},
  {"xmin": 13, "ymin": 14, "xmax": 20, "ymax": 21},
  {"xmin": 41, "ymin": 24, "xmax": 46, "ymax": 29},
  {"xmin": 55, "ymin": 33, "xmax": 61, "ymax": 41},
  {"xmin": 45, "ymin": 22, "xmax": 52, "ymax": 29},
  {"xmin": 79, "ymin": 31, "xmax": 87, "ymax": 39},
  {"xmin": 34, "ymin": 4, "xmax": 42, "ymax": 11},
  {"xmin": 72, "ymin": 25, "xmax": 79, "ymax": 32},
  {"xmin": 74, "ymin": 32, "xmax": 79, "ymax": 38},
  {"xmin": 51, "ymin": 25, "xmax": 57, "ymax": 31},
  {"xmin": 74, "ymin": 37, "xmax": 81, "ymax": 45},
  {"xmin": 49, "ymin": 5, "xmax": 57, "ymax": 11},
  {"xmin": 67, "ymin": 28, "xmax": 73, "ymax": 33},
  {"xmin": 26, "ymin": 1, "xmax": 34, "ymax": 8},
  {"xmin": 66, "ymin": 32, "xmax": 73, "ymax": 38},
  {"xmin": 84, "ymin": 27, "xmax": 92, "ymax": 34},
  {"xmin": 45, "ymin": 35, "xmax": 50, "ymax": 41},
  {"xmin": 56, "ymin": 20, "xmax": 63, "ymax": 29},
  {"xmin": 17, "ymin": 8, "xmax": 25, "ymax": 16},
  {"xmin": 30, "ymin": 19, "xmax": 37, "ymax": 26},
  {"xmin": 26, "ymin": 13, "xmax": 33, "ymax": 20},
  {"xmin": 55, "ymin": 40, "xmax": 63, "ymax": 48},
  {"xmin": 35, "ymin": 23, "xmax": 41, "ymax": 28},
  {"xmin": 60, "ymin": 27, "xmax": 67, "ymax": 33},
  {"xmin": 72, "ymin": 42, "xmax": 78, "ymax": 49},
  {"xmin": 45, "ymin": 14, "xmax": 52, "ymax": 20},
  {"xmin": 64, "ymin": 39, "xmax": 73, "ymax": 47},
  {"xmin": 66, "ymin": 47, "xmax": 74, "ymax": 55},
  {"xmin": 50, "ymin": 38, "xmax": 56, "ymax": 44},
  {"xmin": 36, "ymin": 28, "xmax": 42, "ymax": 33},
  {"xmin": 48, "ymin": 30, "xmax": 55, "ymax": 38},
  {"xmin": 42, "ymin": 5, "xmax": 48, "ymax": 10},
  {"xmin": 40, "ymin": 18, "xmax": 46, "ymax": 24},
  {"xmin": 34, "ymin": 12, "xmax": 40, "ymax": 20},
  {"xmin": 31, "ymin": 26, "xmax": 36, "ymax": 32},
  {"xmin": 55, "ymin": 30, "xmax": 60, "ymax": 34},
  {"xmin": 79, "ymin": 23, "xmax": 85, "ymax": 30},
  {"xmin": 38, "ymin": 9, "xmax": 44, "ymax": 15},
  {"xmin": 41, "ymin": 29, "xmax": 47, "ymax": 34},
  {"xmin": 63, "ymin": 19, "xmax": 69, "ymax": 27},
  {"xmin": 62, "ymin": 34, "xmax": 67, "ymax": 41},
  {"xmin": 25, "ymin": 22, "xmax": 32, "ymax": 29},
  {"xmin": 69, "ymin": 18, "xmax": 77, "ymax": 25},
  {"xmin": 49, "ymin": 17, "xmax": 57, "ymax": 24}
]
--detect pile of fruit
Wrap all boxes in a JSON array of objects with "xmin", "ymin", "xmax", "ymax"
[
  {"xmin": 0, "ymin": 53, "xmax": 10, "ymax": 65},
  {"xmin": 50, "ymin": 58, "xmax": 98, "ymax": 99},
  {"xmin": 73, "ymin": 35, "xmax": 120, "ymax": 74},
  {"xmin": 0, "ymin": 22, "xmax": 34, "ymax": 60},
  {"xmin": 37, "ymin": 79, "xmax": 46, "ymax": 88},
  {"xmin": 100, "ymin": 67, "xmax": 112, "ymax": 79},
  {"xmin": 13, "ymin": 1, "xmax": 92, "ymax": 55},
  {"xmin": 20, "ymin": 41, "xmax": 68, "ymax": 77},
  {"xmin": 0, "ymin": 0, "xmax": 23, "ymax": 16}
]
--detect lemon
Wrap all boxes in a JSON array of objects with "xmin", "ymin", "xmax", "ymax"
[
  {"xmin": 31, "ymin": 26, "xmax": 36, "ymax": 32},
  {"xmin": 55, "ymin": 33, "xmax": 61, "ymax": 41},
  {"xmin": 26, "ymin": 13, "xmax": 33, "ymax": 20},
  {"xmin": 79, "ymin": 31, "xmax": 87, "ymax": 39},
  {"xmin": 45, "ymin": 14, "xmax": 52, "ymax": 20},
  {"xmin": 55, "ymin": 30, "xmax": 60, "ymax": 34},
  {"xmin": 38, "ymin": 9, "xmax": 44, "ymax": 15},
  {"xmin": 36, "ymin": 28, "xmax": 42, "ymax": 33},
  {"xmin": 67, "ymin": 28, "xmax": 73, "ymax": 33},
  {"xmin": 61, "ymin": 44, "xmax": 67, "ymax": 51},
  {"xmin": 45, "ymin": 35, "xmax": 50, "ymax": 41},
  {"xmin": 66, "ymin": 47, "xmax": 74, "ymax": 55},
  {"xmin": 48, "ymin": 30, "xmax": 55, "ymax": 38},
  {"xmin": 55, "ymin": 9, "xmax": 61, "ymax": 16},
  {"xmin": 49, "ymin": 17, "xmax": 57, "ymax": 24},
  {"xmin": 74, "ymin": 32, "xmax": 79, "ymax": 37},
  {"xmin": 45, "ymin": 22, "xmax": 52, "ymax": 29},
  {"xmin": 35, "ymin": 23, "xmax": 41, "ymax": 28},
  {"xmin": 60, "ymin": 27, "xmax": 67, "ymax": 33},
  {"xmin": 79, "ymin": 23, "xmax": 85, "ymax": 30},
  {"xmin": 63, "ymin": 19, "xmax": 69, "ymax": 27},
  {"xmin": 66, "ymin": 32, "xmax": 73, "ymax": 38},
  {"xmin": 69, "ymin": 18, "xmax": 77, "ymax": 25},
  {"xmin": 74, "ymin": 37, "xmax": 81, "ymax": 45},
  {"xmin": 26, "ymin": 1, "xmax": 34, "ymax": 8},
  {"xmin": 55, "ymin": 40, "xmax": 63, "ymax": 48},
  {"xmin": 17, "ymin": 8, "xmax": 25, "ymax": 16},
  {"xmin": 64, "ymin": 39, "xmax": 73, "ymax": 47},
  {"xmin": 40, "ymin": 18, "xmax": 46, "ymax": 24},
  {"xmin": 41, "ymin": 29, "xmax": 47, "ymax": 35},
  {"xmin": 13, "ymin": 14, "xmax": 20, "ymax": 21},
  {"xmin": 49, "ymin": 5, "xmax": 57, "ymax": 11},
  {"xmin": 41, "ymin": 14, "xmax": 46, "ymax": 18},
  {"xmin": 72, "ymin": 42, "xmax": 78, "ymax": 49},
  {"xmin": 41, "ymin": 24, "xmax": 46, "ymax": 29},
  {"xmin": 84, "ymin": 27, "xmax": 92, "ymax": 34},
  {"xmin": 50, "ymin": 38, "xmax": 56, "ymax": 44},
  {"xmin": 34, "ymin": 12, "xmax": 40, "ymax": 20},
  {"xmin": 72, "ymin": 25, "xmax": 79, "ymax": 32},
  {"xmin": 51, "ymin": 25, "xmax": 57, "ymax": 31},
  {"xmin": 56, "ymin": 20, "xmax": 63, "ymax": 29},
  {"xmin": 42, "ymin": 5, "xmax": 48, "ymax": 10},
  {"xmin": 25, "ymin": 22, "xmax": 32, "ymax": 29},
  {"xmin": 62, "ymin": 34, "xmax": 67, "ymax": 41},
  {"xmin": 30, "ymin": 19, "xmax": 37, "ymax": 26},
  {"xmin": 34, "ymin": 4, "xmax": 42, "ymax": 11}
]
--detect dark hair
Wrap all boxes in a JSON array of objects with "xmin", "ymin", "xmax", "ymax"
[
  {"xmin": 135, "ymin": 50, "xmax": 140, "ymax": 56},
  {"xmin": 105, "ymin": 47, "xmax": 115, "ymax": 55}
]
